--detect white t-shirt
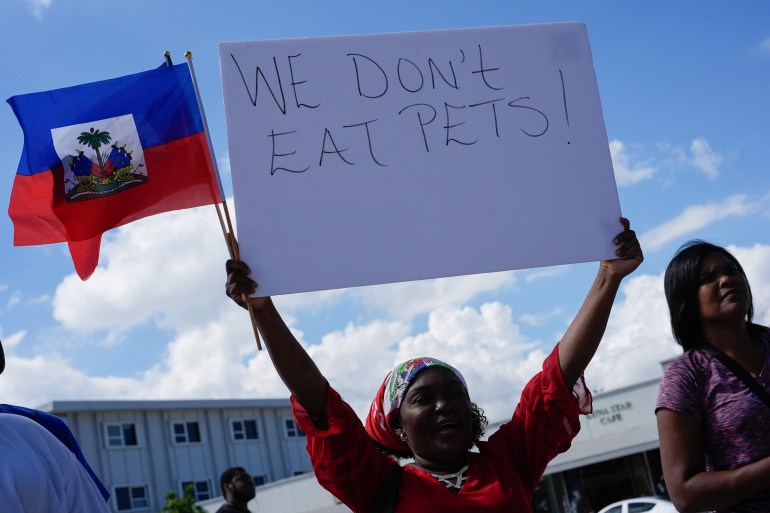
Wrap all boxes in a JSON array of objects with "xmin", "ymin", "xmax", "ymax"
[{"xmin": 0, "ymin": 413, "xmax": 110, "ymax": 512}]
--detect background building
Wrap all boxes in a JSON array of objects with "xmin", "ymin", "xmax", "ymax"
[{"xmin": 41, "ymin": 399, "xmax": 312, "ymax": 513}]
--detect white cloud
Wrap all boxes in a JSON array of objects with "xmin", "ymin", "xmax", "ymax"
[
  {"xmin": 5, "ymin": 243, "xmax": 770, "ymax": 425},
  {"xmin": 0, "ymin": 302, "xmax": 286, "ymax": 406},
  {"xmin": 613, "ymin": 137, "xmax": 724, "ymax": 187},
  {"xmin": 639, "ymin": 194, "xmax": 755, "ymax": 252},
  {"xmin": 1, "ymin": 294, "xmax": 544, "ymax": 423},
  {"xmin": 518, "ymin": 308, "xmax": 562, "ymax": 327},
  {"xmin": 1, "ymin": 298, "xmax": 539, "ymax": 423},
  {"xmin": 49, "ymin": 193, "xmax": 514, "ymax": 345},
  {"xmin": 138, "ymin": 308, "xmax": 279, "ymax": 399},
  {"xmin": 391, "ymin": 302, "xmax": 543, "ymax": 422},
  {"xmin": 660, "ymin": 138, "xmax": 723, "ymax": 180},
  {"xmin": 0, "ymin": 352, "xmax": 138, "ymax": 407},
  {"xmin": 307, "ymin": 319, "xmax": 414, "ymax": 415},
  {"xmin": 585, "ymin": 273, "xmax": 678, "ymax": 392},
  {"xmin": 26, "ymin": 294, "xmax": 51, "ymax": 305},
  {"xmin": 730, "ymin": 244, "xmax": 770, "ymax": 326},
  {"xmin": 98, "ymin": 331, "xmax": 128, "ymax": 348},
  {"xmin": 690, "ymin": 137, "xmax": 722, "ymax": 179},
  {"xmin": 755, "ymin": 37, "xmax": 770, "ymax": 56},
  {"xmin": 52, "ymin": 205, "xmax": 231, "ymax": 333},
  {"xmin": 524, "ymin": 265, "xmax": 568, "ymax": 283},
  {"xmin": 6, "ymin": 292, "xmax": 22, "ymax": 311},
  {"xmin": 25, "ymin": 0, "xmax": 52, "ymax": 19},
  {"xmin": 0, "ymin": 330, "xmax": 26, "ymax": 349},
  {"xmin": 217, "ymin": 151, "xmax": 231, "ymax": 179},
  {"xmin": 610, "ymin": 140, "xmax": 657, "ymax": 186}
]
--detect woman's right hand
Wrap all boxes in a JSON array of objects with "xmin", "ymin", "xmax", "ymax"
[{"xmin": 225, "ymin": 259, "xmax": 271, "ymax": 311}]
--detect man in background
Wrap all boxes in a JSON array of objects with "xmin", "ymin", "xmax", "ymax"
[{"xmin": 217, "ymin": 466, "xmax": 257, "ymax": 513}]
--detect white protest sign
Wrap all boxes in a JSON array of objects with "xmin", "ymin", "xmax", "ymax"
[{"xmin": 219, "ymin": 22, "xmax": 621, "ymax": 296}]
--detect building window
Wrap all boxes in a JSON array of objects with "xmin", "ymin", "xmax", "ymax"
[
  {"xmin": 105, "ymin": 423, "xmax": 138, "ymax": 448},
  {"xmin": 181, "ymin": 480, "xmax": 212, "ymax": 502},
  {"xmin": 114, "ymin": 485, "xmax": 149, "ymax": 511},
  {"xmin": 172, "ymin": 421, "xmax": 201, "ymax": 444},
  {"xmin": 252, "ymin": 475, "xmax": 266, "ymax": 486},
  {"xmin": 231, "ymin": 419, "xmax": 259, "ymax": 441},
  {"xmin": 284, "ymin": 418, "xmax": 306, "ymax": 438}
]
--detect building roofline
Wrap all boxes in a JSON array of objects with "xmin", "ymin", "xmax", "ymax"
[
  {"xmin": 588, "ymin": 375, "xmax": 662, "ymax": 398},
  {"xmin": 38, "ymin": 398, "xmax": 292, "ymax": 413},
  {"xmin": 486, "ymin": 375, "xmax": 663, "ymax": 431}
]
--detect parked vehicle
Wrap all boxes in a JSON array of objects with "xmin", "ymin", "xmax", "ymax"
[{"xmin": 597, "ymin": 496, "xmax": 678, "ymax": 513}]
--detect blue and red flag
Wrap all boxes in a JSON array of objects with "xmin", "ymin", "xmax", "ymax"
[{"xmin": 7, "ymin": 62, "xmax": 223, "ymax": 279}]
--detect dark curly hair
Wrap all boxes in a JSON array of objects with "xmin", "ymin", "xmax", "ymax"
[
  {"xmin": 372, "ymin": 402, "xmax": 489, "ymax": 460},
  {"xmin": 219, "ymin": 466, "xmax": 247, "ymax": 496}
]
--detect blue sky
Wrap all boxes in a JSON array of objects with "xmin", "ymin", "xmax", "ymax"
[{"xmin": 1, "ymin": 0, "xmax": 769, "ymax": 422}]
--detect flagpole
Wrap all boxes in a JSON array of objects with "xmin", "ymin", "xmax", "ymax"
[
  {"xmin": 181, "ymin": 52, "xmax": 231, "ymax": 249},
  {"xmin": 182, "ymin": 51, "xmax": 263, "ymax": 351}
]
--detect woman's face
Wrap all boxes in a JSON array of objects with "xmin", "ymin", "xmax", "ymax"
[
  {"xmin": 398, "ymin": 367, "xmax": 473, "ymax": 470},
  {"xmin": 697, "ymin": 251, "xmax": 751, "ymax": 325}
]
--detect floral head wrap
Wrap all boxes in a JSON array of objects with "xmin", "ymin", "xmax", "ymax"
[{"xmin": 365, "ymin": 357, "xmax": 467, "ymax": 452}]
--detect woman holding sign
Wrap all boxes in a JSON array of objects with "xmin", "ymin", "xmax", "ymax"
[
  {"xmin": 226, "ymin": 218, "xmax": 642, "ymax": 512},
  {"xmin": 656, "ymin": 241, "xmax": 770, "ymax": 512}
]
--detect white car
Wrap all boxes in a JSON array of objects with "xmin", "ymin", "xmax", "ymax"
[{"xmin": 597, "ymin": 496, "xmax": 678, "ymax": 513}]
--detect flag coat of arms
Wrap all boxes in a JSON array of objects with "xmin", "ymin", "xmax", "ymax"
[{"xmin": 7, "ymin": 62, "xmax": 222, "ymax": 279}]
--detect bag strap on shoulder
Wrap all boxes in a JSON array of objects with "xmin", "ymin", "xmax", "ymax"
[{"xmin": 700, "ymin": 346, "xmax": 770, "ymax": 408}]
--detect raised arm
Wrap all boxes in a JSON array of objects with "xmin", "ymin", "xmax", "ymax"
[
  {"xmin": 657, "ymin": 409, "xmax": 770, "ymax": 512},
  {"xmin": 558, "ymin": 218, "xmax": 643, "ymax": 387},
  {"xmin": 226, "ymin": 260, "xmax": 329, "ymax": 425}
]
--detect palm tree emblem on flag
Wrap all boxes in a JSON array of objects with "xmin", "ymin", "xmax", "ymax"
[{"xmin": 53, "ymin": 114, "xmax": 148, "ymax": 203}]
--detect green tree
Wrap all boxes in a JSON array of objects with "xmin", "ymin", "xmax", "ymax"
[
  {"xmin": 77, "ymin": 127, "xmax": 111, "ymax": 169},
  {"xmin": 159, "ymin": 484, "xmax": 207, "ymax": 513}
]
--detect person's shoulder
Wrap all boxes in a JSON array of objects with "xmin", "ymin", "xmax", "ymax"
[
  {"xmin": 0, "ymin": 405, "xmax": 75, "ymax": 442},
  {"xmin": 658, "ymin": 350, "xmax": 715, "ymax": 396},
  {"xmin": 0, "ymin": 411, "xmax": 38, "ymax": 429},
  {"xmin": 0, "ymin": 413, "xmax": 71, "ymax": 459},
  {"xmin": 0, "ymin": 403, "xmax": 36, "ymax": 416},
  {"xmin": 664, "ymin": 348, "xmax": 711, "ymax": 375},
  {"xmin": 0, "ymin": 404, "xmax": 63, "ymax": 424},
  {"xmin": 1, "ymin": 413, "xmax": 55, "ymax": 442}
]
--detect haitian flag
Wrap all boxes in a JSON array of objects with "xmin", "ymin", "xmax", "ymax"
[{"xmin": 7, "ymin": 62, "xmax": 223, "ymax": 279}]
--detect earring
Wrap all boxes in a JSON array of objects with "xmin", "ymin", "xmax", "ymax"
[{"xmin": 395, "ymin": 428, "xmax": 407, "ymax": 442}]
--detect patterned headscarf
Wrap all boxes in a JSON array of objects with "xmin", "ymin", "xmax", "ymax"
[{"xmin": 365, "ymin": 357, "xmax": 468, "ymax": 452}]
